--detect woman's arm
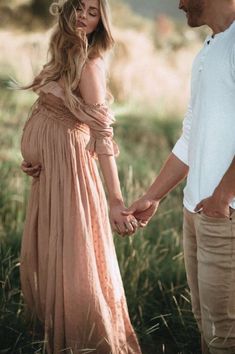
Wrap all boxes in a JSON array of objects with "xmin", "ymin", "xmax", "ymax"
[
  {"xmin": 79, "ymin": 59, "xmax": 138, "ymax": 235},
  {"xmin": 98, "ymin": 154, "xmax": 136, "ymax": 235}
]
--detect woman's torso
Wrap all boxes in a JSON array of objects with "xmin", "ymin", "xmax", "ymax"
[{"xmin": 21, "ymin": 82, "xmax": 90, "ymax": 165}]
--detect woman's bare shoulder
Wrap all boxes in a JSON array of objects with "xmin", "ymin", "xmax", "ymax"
[
  {"xmin": 79, "ymin": 57, "xmax": 106, "ymax": 104},
  {"xmin": 82, "ymin": 57, "xmax": 106, "ymax": 78}
]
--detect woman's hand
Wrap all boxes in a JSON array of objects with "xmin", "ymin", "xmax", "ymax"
[
  {"xmin": 109, "ymin": 201, "xmax": 139, "ymax": 237},
  {"xmin": 21, "ymin": 160, "xmax": 42, "ymax": 178}
]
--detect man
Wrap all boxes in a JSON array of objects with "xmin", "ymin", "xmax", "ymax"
[{"xmin": 123, "ymin": 0, "xmax": 235, "ymax": 353}]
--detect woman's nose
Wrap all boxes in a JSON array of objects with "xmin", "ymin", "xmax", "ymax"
[{"xmin": 80, "ymin": 9, "xmax": 86, "ymax": 18}]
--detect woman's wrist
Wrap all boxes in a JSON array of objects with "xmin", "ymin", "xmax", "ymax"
[{"xmin": 109, "ymin": 197, "xmax": 124, "ymax": 208}]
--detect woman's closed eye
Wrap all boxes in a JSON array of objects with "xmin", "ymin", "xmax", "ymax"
[{"xmin": 89, "ymin": 11, "xmax": 98, "ymax": 17}]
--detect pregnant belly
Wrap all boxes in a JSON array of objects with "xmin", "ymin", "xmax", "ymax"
[
  {"xmin": 21, "ymin": 106, "xmax": 90, "ymax": 168},
  {"xmin": 21, "ymin": 114, "xmax": 44, "ymax": 165}
]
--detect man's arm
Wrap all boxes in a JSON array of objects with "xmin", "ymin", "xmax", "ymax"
[
  {"xmin": 195, "ymin": 156, "xmax": 235, "ymax": 218},
  {"xmin": 123, "ymin": 153, "xmax": 188, "ymax": 225},
  {"xmin": 123, "ymin": 100, "xmax": 193, "ymax": 225}
]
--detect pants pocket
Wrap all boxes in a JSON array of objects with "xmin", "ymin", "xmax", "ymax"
[{"xmin": 197, "ymin": 213, "xmax": 232, "ymax": 255}]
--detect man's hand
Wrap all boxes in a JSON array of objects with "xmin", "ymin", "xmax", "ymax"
[
  {"xmin": 195, "ymin": 157, "xmax": 235, "ymax": 219},
  {"xmin": 194, "ymin": 192, "xmax": 230, "ymax": 219},
  {"xmin": 122, "ymin": 195, "xmax": 159, "ymax": 227}
]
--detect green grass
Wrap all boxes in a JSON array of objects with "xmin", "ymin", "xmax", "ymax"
[{"xmin": 0, "ymin": 88, "xmax": 201, "ymax": 354}]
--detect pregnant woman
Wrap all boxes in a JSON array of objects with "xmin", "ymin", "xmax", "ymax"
[{"xmin": 20, "ymin": 0, "xmax": 142, "ymax": 353}]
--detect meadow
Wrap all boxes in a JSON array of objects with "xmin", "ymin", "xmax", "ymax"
[
  {"xmin": 0, "ymin": 3, "xmax": 203, "ymax": 352},
  {"xmin": 0, "ymin": 86, "xmax": 201, "ymax": 354}
]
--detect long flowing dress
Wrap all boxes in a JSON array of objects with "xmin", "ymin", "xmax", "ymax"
[{"xmin": 20, "ymin": 80, "xmax": 142, "ymax": 354}]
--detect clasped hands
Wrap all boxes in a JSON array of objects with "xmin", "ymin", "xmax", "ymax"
[
  {"xmin": 21, "ymin": 160, "xmax": 159, "ymax": 237},
  {"xmin": 109, "ymin": 197, "xmax": 159, "ymax": 237}
]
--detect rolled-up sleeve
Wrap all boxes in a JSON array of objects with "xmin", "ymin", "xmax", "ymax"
[{"xmin": 172, "ymin": 101, "xmax": 192, "ymax": 166}]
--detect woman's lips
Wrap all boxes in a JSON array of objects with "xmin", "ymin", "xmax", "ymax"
[{"xmin": 77, "ymin": 21, "xmax": 87, "ymax": 28}]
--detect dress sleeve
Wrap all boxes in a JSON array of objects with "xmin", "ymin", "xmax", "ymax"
[
  {"xmin": 172, "ymin": 100, "xmax": 193, "ymax": 166},
  {"xmin": 34, "ymin": 61, "xmax": 119, "ymax": 158},
  {"xmin": 73, "ymin": 101, "xmax": 119, "ymax": 158},
  {"xmin": 70, "ymin": 59, "xmax": 119, "ymax": 158}
]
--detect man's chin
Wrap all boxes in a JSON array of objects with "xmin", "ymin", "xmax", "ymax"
[{"xmin": 187, "ymin": 18, "xmax": 201, "ymax": 28}]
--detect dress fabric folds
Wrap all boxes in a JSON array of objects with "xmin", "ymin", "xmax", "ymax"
[{"xmin": 20, "ymin": 81, "xmax": 142, "ymax": 354}]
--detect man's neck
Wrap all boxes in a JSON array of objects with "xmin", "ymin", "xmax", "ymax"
[
  {"xmin": 211, "ymin": 17, "xmax": 235, "ymax": 35},
  {"xmin": 206, "ymin": 5, "xmax": 235, "ymax": 35}
]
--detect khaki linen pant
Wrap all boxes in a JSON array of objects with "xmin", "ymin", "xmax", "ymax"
[{"xmin": 183, "ymin": 208, "xmax": 235, "ymax": 354}]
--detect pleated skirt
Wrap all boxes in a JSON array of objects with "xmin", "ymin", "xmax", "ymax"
[{"xmin": 20, "ymin": 101, "xmax": 142, "ymax": 354}]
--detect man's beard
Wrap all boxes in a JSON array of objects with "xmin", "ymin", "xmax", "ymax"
[{"xmin": 187, "ymin": 0, "xmax": 205, "ymax": 27}]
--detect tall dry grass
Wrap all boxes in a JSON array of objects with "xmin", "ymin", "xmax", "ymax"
[
  {"xmin": 0, "ymin": 15, "xmax": 204, "ymax": 353},
  {"xmin": 0, "ymin": 89, "xmax": 200, "ymax": 353}
]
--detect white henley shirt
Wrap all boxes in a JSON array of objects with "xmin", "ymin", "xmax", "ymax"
[{"xmin": 172, "ymin": 21, "xmax": 235, "ymax": 212}]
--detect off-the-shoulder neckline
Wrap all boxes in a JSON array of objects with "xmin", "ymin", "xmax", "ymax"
[{"xmin": 40, "ymin": 80, "xmax": 107, "ymax": 109}]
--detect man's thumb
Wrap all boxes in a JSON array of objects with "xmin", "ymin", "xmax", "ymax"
[{"xmin": 122, "ymin": 207, "xmax": 135, "ymax": 216}]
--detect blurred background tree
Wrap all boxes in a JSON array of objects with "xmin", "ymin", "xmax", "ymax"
[
  {"xmin": 0, "ymin": 0, "xmax": 52, "ymax": 29},
  {"xmin": 31, "ymin": 0, "xmax": 51, "ymax": 22}
]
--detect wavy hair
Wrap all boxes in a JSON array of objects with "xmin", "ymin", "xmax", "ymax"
[{"xmin": 23, "ymin": 0, "xmax": 114, "ymax": 109}]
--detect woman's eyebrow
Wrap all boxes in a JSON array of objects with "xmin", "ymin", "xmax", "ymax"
[{"xmin": 89, "ymin": 6, "xmax": 99, "ymax": 11}]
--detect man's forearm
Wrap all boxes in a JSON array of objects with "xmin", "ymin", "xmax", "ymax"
[{"xmin": 146, "ymin": 153, "xmax": 189, "ymax": 201}]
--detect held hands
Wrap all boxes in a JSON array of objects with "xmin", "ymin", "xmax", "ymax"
[
  {"xmin": 21, "ymin": 160, "xmax": 158, "ymax": 235},
  {"xmin": 122, "ymin": 194, "xmax": 159, "ymax": 227},
  {"xmin": 109, "ymin": 201, "xmax": 139, "ymax": 237},
  {"xmin": 21, "ymin": 159, "xmax": 139, "ymax": 237}
]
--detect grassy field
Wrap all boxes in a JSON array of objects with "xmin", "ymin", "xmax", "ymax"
[{"xmin": 0, "ymin": 86, "xmax": 201, "ymax": 354}]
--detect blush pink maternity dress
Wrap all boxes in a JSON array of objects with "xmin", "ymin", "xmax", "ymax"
[{"xmin": 20, "ymin": 81, "xmax": 142, "ymax": 354}]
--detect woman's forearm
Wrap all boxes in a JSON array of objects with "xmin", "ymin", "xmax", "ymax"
[{"xmin": 98, "ymin": 154, "xmax": 124, "ymax": 206}]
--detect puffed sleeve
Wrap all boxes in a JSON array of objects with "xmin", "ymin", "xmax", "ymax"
[
  {"xmin": 69, "ymin": 59, "xmax": 119, "ymax": 158},
  {"xmin": 73, "ymin": 100, "xmax": 119, "ymax": 158}
]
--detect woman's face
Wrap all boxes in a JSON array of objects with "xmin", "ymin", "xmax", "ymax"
[{"xmin": 76, "ymin": 0, "xmax": 101, "ymax": 35}]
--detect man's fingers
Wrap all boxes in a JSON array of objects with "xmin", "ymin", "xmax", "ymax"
[
  {"xmin": 194, "ymin": 201, "xmax": 204, "ymax": 212},
  {"xmin": 139, "ymin": 221, "xmax": 148, "ymax": 228},
  {"xmin": 124, "ymin": 221, "xmax": 135, "ymax": 235},
  {"xmin": 122, "ymin": 207, "xmax": 136, "ymax": 216},
  {"xmin": 130, "ymin": 220, "xmax": 138, "ymax": 233}
]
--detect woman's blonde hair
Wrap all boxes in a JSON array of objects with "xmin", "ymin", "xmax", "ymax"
[{"xmin": 24, "ymin": 0, "xmax": 114, "ymax": 109}]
